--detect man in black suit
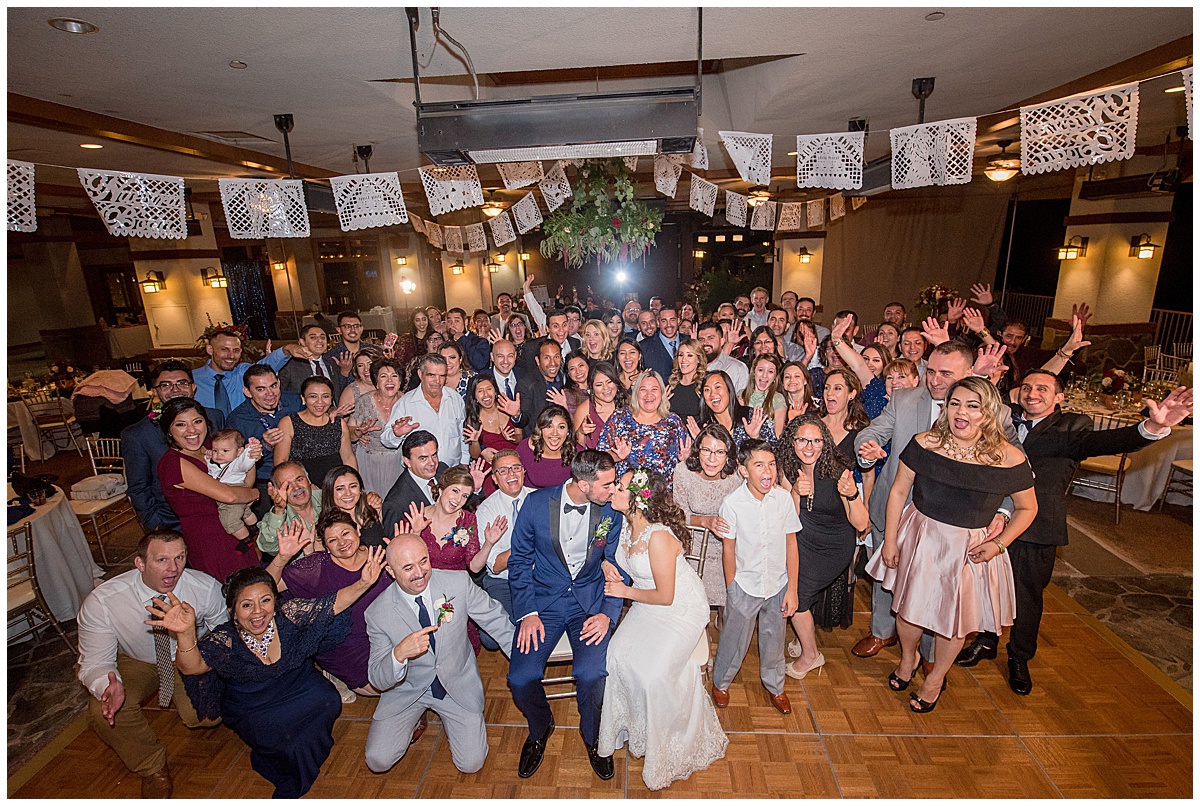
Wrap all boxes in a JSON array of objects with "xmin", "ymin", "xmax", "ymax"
[
  {"xmin": 277, "ymin": 324, "xmax": 346, "ymax": 397},
  {"xmin": 515, "ymin": 340, "xmax": 565, "ymax": 438},
  {"xmin": 381, "ymin": 431, "xmax": 449, "ymax": 536},
  {"xmin": 520, "ymin": 310, "xmax": 580, "ymax": 375},
  {"xmin": 638, "ymin": 306, "xmax": 681, "ymax": 381},
  {"xmin": 121, "ymin": 361, "xmax": 225, "ymax": 532},
  {"xmin": 955, "ymin": 370, "xmax": 1192, "ymax": 694}
]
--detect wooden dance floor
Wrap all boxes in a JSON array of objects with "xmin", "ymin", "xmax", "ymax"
[{"xmin": 11, "ymin": 583, "xmax": 1191, "ymax": 798}]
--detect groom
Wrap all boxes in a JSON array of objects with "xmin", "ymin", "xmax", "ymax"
[{"xmin": 506, "ymin": 449, "xmax": 626, "ymax": 780}]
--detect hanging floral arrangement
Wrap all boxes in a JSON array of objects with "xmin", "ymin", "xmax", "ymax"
[{"xmin": 540, "ymin": 158, "xmax": 662, "ymax": 269}]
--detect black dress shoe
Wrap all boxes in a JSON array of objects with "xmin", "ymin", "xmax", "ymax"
[
  {"xmin": 517, "ymin": 723, "xmax": 554, "ymax": 778},
  {"xmin": 955, "ymin": 638, "xmax": 998, "ymax": 667},
  {"xmin": 1007, "ymin": 656, "xmax": 1033, "ymax": 696},
  {"xmin": 585, "ymin": 743, "xmax": 615, "ymax": 780}
]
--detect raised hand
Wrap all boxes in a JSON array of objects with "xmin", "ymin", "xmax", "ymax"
[
  {"xmin": 1145, "ymin": 386, "xmax": 1194, "ymax": 432},
  {"xmin": 496, "ymin": 392, "xmax": 521, "ymax": 418},
  {"xmin": 276, "ymin": 518, "xmax": 313, "ymax": 561},
  {"xmin": 946, "ymin": 297, "xmax": 968, "ymax": 323},
  {"xmin": 267, "ymin": 480, "xmax": 291, "ymax": 512},
  {"xmin": 391, "ymin": 415, "xmax": 417, "ymax": 438},
  {"xmin": 969, "ymin": 282, "xmax": 994, "ymax": 305},
  {"xmin": 500, "ymin": 422, "xmax": 519, "ymax": 443},
  {"xmin": 920, "ymin": 316, "xmax": 950, "ymax": 346},
  {"xmin": 612, "ymin": 436, "xmax": 633, "ymax": 461},
  {"xmin": 332, "ymin": 351, "xmax": 354, "ymax": 377},
  {"xmin": 265, "ymin": 338, "xmax": 272, "ymax": 355},
  {"xmin": 365, "ymin": 491, "xmax": 383, "ymax": 514},
  {"xmin": 1071, "ymin": 301, "xmax": 1093, "ymax": 328},
  {"xmin": 463, "ymin": 421, "xmax": 483, "ymax": 444},
  {"xmin": 522, "ymin": 273, "xmax": 534, "ymax": 296},
  {"xmin": 831, "ymin": 315, "xmax": 851, "ymax": 341},
  {"xmin": 486, "ymin": 326, "xmax": 503, "ymax": 344},
  {"xmin": 971, "ymin": 343, "xmax": 1007, "ymax": 378},
  {"xmin": 1062, "ymin": 314, "xmax": 1092, "ymax": 354},
  {"xmin": 742, "ymin": 406, "xmax": 767, "ymax": 440},
  {"xmin": 685, "ymin": 415, "xmax": 700, "ymax": 438},
  {"xmin": 792, "ymin": 471, "xmax": 814, "ymax": 498},
  {"xmin": 546, "ymin": 387, "xmax": 568, "ymax": 408},
  {"xmin": 678, "ymin": 430, "xmax": 693, "ymax": 457},
  {"xmin": 483, "ymin": 515, "xmax": 508, "ymax": 545},
  {"xmin": 143, "ymin": 591, "xmax": 196, "ymax": 636},
  {"xmin": 359, "ymin": 545, "xmax": 385, "ymax": 586},
  {"xmin": 468, "ymin": 458, "xmax": 488, "ymax": 489},
  {"xmin": 333, "ymin": 399, "xmax": 356, "ymax": 419},
  {"xmin": 404, "ymin": 502, "xmax": 431, "ymax": 535},
  {"xmin": 245, "ymin": 437, "xmax": 263, "ymax": 463},
  {"xmin": 802, "ymin": 326, "xmax": 818, "ymax": 362},
  {"xmin": 961, "ymin": 306, "xmax": 987, "ymax": 335},
  {"xmin": 837, "ymin": 470, "xmax": 858, "ymax": 499},
  {"xmin": 858, "ymin": 439, "xmax": 887, "ymax": 463}
]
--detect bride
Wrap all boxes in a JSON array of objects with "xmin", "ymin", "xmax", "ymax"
[{"xmin": 598, "ymin": 469, "xmax": 728, "ymax": 790}]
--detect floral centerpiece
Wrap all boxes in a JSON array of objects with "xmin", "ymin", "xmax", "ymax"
[
  {"xmin": 540, "ymin": 158, "xmax": 663, "ymax": 269},
  {"xmin": 1100, "ymin": 368, "xmax": 1127, "ymax": 392},
  {"xmin": 915, "ymin": 284, "xmax": 958, "ymax": 321}
]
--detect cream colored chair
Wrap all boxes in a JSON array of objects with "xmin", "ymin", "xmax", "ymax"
[
  {"xmin": 20, "ymin": 389, "xmax": 85, "ymax": 455},
  {"xmin": 69, "ymin": 436, "xmax": 137, "ymax": 566},
  {"xmin": 1068, "ymin": 414, "xmax": 1138, "ymax": 524},
  {"xmin": 8, "ymin": 522, "xmax": 76, "ymax": 653}
]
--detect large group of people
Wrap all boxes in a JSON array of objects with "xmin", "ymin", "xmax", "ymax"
[{"xmin": 75, "ymin": 285, "xmax": 1192, "ymax": 796}]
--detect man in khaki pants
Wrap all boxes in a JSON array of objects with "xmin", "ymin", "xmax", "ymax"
[{"xmin": 77, "ymin": 530, "xmax": 227, "ymax": 797}]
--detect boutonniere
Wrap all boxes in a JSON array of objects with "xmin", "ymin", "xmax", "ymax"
[
  {"xmin": 147, "ymin": 400, "xmax": 163, "ymax": 423},
  {"xmin": 450, "ymin": 525, "xmax": 475, "ymax": 547},
  {"xmin": 434, "ymin": 595, "xmax": 455, "ymax": 625},
  {"xmin": 592, "ymin": 516, "xmax": 614, "ymax": 548}
]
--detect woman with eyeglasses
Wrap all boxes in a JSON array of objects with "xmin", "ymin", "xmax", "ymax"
[
  {"xmin": 777, "ymin": 415, "xmax": 870, "ymax": 680},
  {"xmin": 672, "ymin": 423, "xmax": 742, "ymax": 609}
]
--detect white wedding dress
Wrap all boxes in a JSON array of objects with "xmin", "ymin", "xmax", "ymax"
[{"xmin": 598, "ymin": 522, "xmax": 728, "ymax": 790}]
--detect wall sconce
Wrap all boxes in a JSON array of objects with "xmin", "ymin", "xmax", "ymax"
[
  {"xmin": 485, "ymin": 256, "xmax": 500, "ymax": 273},
  {"xmin": 140, "ymin": 270, "xmax": 165, "ymax": 293},
  {"xmin": 201, "ymin": 267, "xmax": 228, "ymax": 288},
  {"xmin": 272, "ymin": 260, "xmax": 287, "ymax": 272},
  {"xmin": 692, "ymin": 249, "xmax": 705, "ymax": 258},
  {"xmin": 519, "ymin": 251, "xmax": 531, "ymax": 261},
  {"xmin": 451, "ymin": 258, "xmax": 465, "ymax": 275},
  {"xmin": 395, "ymin": 256, "xmax": 407, "ymax": 266},
  {"xmin": 1129, "ymin": 233, "xmax": 1159, "ymax": 259},
  {"xmin": 714, "ymin": 235, "xmax": 726, "ymax": 242},
  {"xmin": 797, "ymin": 246, "xmax": 812, "ymax": 264},
  {"xmin": 1057, "ymin": 236, "xmax": 1088, "ymax": 260},
  {"xmin": 731, "ymin": 234, "xmax": 743, "ymax": 242},
  {"xmin": 399, "ymin": 279, "xmax": 417, "ymax": 294},
  {"xmin": 495, "ymin": 252, "xmax": 506, "ymax": 263},
  {"xmin": 696, "ymin": 235, "xmax": 709, "ymax": 243}
]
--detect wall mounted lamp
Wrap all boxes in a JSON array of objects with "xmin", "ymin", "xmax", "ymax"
[
  {"xmin": 1057, "ymin": 236, "xmax": 1088, "ymax": 260},
  {"xmin": 1129, "ymin": 233, "xmax": 1159, "ymax": 259},
  {"xmin": 141, "ymin": 271, "xmax": 166, "ymax": 293}
]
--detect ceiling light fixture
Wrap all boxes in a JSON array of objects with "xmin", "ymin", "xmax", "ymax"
[
  {"xmin": 1057, "ymin": 235, "xmax": 1088, "ymax": 260},
  {"xmin": 229, "ymin": 60, "xmax": 248, "ymax": 69},
  {"xmin": 924, "ymin": 11, "xmax": 946, "ymax": 21},
  {"xmin": 482, "ymin": 200, "xmax": 504, "ymax": 218},
  {"xmin": 747, "ymin": 190, "xmax": 771, "ymax": 207},
  {"xmin": 984, "ymin": 139, "xmax": 1021, "ymax": 183},
  {"xmin": 1129, "ymin": 233, "xmax": 1159, "ymax": 259},
  {"xmin": 48, "ymin": 17, "xmax": 99, "ymax": 34},
  {"xmin": 400, "ymin": 279, "xmax": 417, "ymax": 294},
  {"xmin": 80, "ymin": 143, "xmax": 104, "ymax": 149}
]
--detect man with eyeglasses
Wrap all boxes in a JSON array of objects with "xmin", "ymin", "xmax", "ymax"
[
  {"xmin": 472, "ymin": 450, "xmax": 530, "ymax": 645},
  {"xmin": 120, "ymin": 361, "xmax": 226, "ymax": 531},
  {"xmin": 326, "ymin": 310, "xmax": 382, "ymax": 380}
]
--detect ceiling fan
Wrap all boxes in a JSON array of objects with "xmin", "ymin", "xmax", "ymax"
[{"xmin": 983, "ymin": 139, "xmax": 1021, "ymax": 183}]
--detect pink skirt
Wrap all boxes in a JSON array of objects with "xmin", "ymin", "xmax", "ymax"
[{"xmin": 866, "ymin": 504, "xmax": 1015, "ymax": 639}]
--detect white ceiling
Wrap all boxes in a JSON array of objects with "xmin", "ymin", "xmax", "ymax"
[{"xmin": 7, "ymin": 6, "xmax": 1194, "ymax": 197}]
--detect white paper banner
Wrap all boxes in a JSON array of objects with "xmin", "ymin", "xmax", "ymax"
[
  {"xmin": 776, "ymin": 202, "xmax": 804, "ymax": 231},
  {"xmin": 512, "ymin": 192, "xmax": 543, "ymax": 234},
  {"xmin": 465, "ymin": 222, "xmax": 487, "ymax": 253},
  {"xmin": 851, "ymin": 196, "xmax": 866, "ymax": 210},
  {"xmin": 7, "ymin": 160, "xmax": 37, "ymax": 233},
  {"xmin": 795, "ymin": 131, "xmax": 864, "ymax": 190},
  {"xmin": 539, "ymin": 161, "xmax": 572, "ymax": 212},
  {"xmin": 719, "ymin": 131, "xmax": 773, "ymax": 186},
  {"xmin": 689, "ymin": 175, "xmax": 718, "ymax": 217},
  {"xmin": 806, "ymin": 199, "xmax": 825, "ymax": 229},
  {"xmin": 329, "ymin": 171, "xmax": 408, "ymax": 232},
  {"xmin": 691, "ymin": 128, "xmax": 709, "ymax": 170},
  {"xmin": 890, "ymin": 117, "xmax": 978, "ymax": 189},
  {"xmin": 219, "ymin": 178, "xmax": 310, "ymax": 239},
  {"xmin": 443, "ymin": 225, "xmax": 464, "ymax": 253},
  {"xmin": 828, "ymin": 194, "xmax": 846, "ymax": 220},
  {"xmin": 1020, "ymin": 83, "xmax": 1139, "ymax": 175},
  {"xmin": 418, "ymin": 164, "xmax": 484, "ymax": 216},
  {"xmin": 1184, "ymin": 68, "xmax": 1194, "ymax": 140},
  {"xmin": 725, "ymin": 191, "xmax": 748, "ymax": 227},
  {"xmin": 427, "ymin": 222, "xmax": 443, "ymax": 249},
  {"xmin": 410, "ymin": 215, "xmax": 426, "ymax": 235},
  {"xmin": 653, "ymin": 155, "xmax": 683, "ymax": 198},
  {"xmin": 77, "ymin": 169, "xmax": 186, "ymax": 239},
  {"xmin": 623, "ymin": 156, "xmax": 639, "ymax": 172},
  {"xmin": 497, "ymin": 161, "xmax": 543, "ymax": 190},
  {"xmin": 488, "ymin": 210, "xmax": 517, "ymax": 247},
  {"xmin": 750, "ymin": 200, "xmax": 777, "ymax": 231}
]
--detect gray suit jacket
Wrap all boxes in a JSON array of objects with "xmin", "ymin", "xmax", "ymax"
[
  {"xmin": 365, "ymin": 570, "xmax": 514, "ymax": 722},
  {"xmin": 855, "ymin": 385, "xmax": 1021, "ymax": 533}
]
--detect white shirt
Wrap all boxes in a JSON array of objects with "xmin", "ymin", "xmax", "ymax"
[
  {"xmin": 559, "ymin": 487, "xmax": 591, "ymax": 578},
  {"xmin": 930, "ymin": 398, "xmax": 944, "ymax": 428},
  {"xmin": 77, "ymin": 568, "xmax": 226, "ymax": 700},
  {"xmin": 718, "ymin": 482, "xmax": 802, "ymax": 599},
  {"xmin": 206, "ymin": 445, "xmax": 258, "ymax": 486},
  {"xmin": 492, "ymin": 368, "xmax": 518, "ymax": 400},
  {"xmin": 708, "ymin": 353, "xmax": 750, "ymax": 395},
  {"xmin": 474, "ymin": 486, "xmax": 530, "ymax": 579},
  {"xmin": 381, "ymin": 386, "xmax": 466, "ymax": 466},
  {"xmin": 744, "ymin": 309, "xmax": 770, "ymax": 330}
]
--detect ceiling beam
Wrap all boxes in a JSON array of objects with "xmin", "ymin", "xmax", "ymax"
[{"xmin": 8, "ymin": 93, "xmax": 338, "ymax": 178}]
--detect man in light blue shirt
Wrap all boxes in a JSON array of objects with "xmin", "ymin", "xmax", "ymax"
[{"xmin": 191, "ymin": 329, "xmax": 296, "ymax": 417}]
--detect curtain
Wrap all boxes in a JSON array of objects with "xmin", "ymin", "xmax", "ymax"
[{"xmin": 222, "ymin": 260, "xmax": 275, "ymax": 340}]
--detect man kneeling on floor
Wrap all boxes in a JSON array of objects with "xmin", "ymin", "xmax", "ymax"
[
  {"xmin": 364, "ymin": 534, "xmax": 515, "ymax": 774},
  {"xmin": 77, "ymin": 529, "xmax": 226, "ymax": 797}
]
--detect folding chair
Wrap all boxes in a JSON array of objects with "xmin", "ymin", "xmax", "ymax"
[
  {"xmin": 1068, "ymin": 414, "xmax": 1138, "ymax": 524},
  {"xmin": 8, "ymin": 522, "xmax": 76, "ymax": 653},
  {"xmin": 543, "ymin": 632, "xmax": 577, "ymax": 701},
  {"xmin": 1157, "ymin": 459, "xmax": 1193, "ymax": 511},
  {"xmin": 69, "ymin": 436, "xmax": 137, "ymax": 566},
  {"xmin": 20, "ymin": 389, "xmax": 85, "ymax": 455}
]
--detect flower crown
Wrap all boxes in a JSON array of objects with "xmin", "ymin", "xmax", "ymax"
[{"xmin": 627, "ymin": 469, "xmax": 653, "ymax": 512}]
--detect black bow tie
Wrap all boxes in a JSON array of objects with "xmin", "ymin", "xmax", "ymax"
[
  {"xmin": 564, "ymin": 503, "xmax": 588, "ymax": 515},
  {"xmin": 1013, "ymin": 412, "xmax": 1031, "ymax": 430}
]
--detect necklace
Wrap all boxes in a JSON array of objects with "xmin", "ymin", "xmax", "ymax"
[
  {"xmin": 239, "ymin": 618, "xmax": 276, "ymax": 659},
  {"xmin": 801, "ymin": 470, "xmax": 814, "ymax": 512},
  {"xmin": 943, "ymin": 439, "xmax": 979, "ymax": 462}
]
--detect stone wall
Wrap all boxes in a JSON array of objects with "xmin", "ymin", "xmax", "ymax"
[{"xmin": 1041, "ymin": 318, "xmax": 1157, "ymax": 379}]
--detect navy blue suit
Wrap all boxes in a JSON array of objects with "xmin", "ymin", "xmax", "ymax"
[
  {"xmin": 120, "ymin": 406, "xmax": 224, "ymax": 532},
  {"xmin": 639, "ymin": 332, "xmax": 676, "ymax": 381},
  {"xmin": 506, "ymin": 484, "xmax": 625, "ymax": 746}
]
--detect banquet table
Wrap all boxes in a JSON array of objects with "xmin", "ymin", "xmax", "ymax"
[
  {"xmin": 9, "ymin": 396, "xmax": 76, "ymax": 462},
  {"xmin": 358, "ymin": 309, "xmax": 398, "ymax": 335},
  {"xmin": 8, "ymin": 486, "xmax": 103, "ymax": 636},
  {"xmin": 1064, "ymin": 404, "xmax": 1193, "ymax": 510},
  {"xmin": 104, "ymin": 325, "xmax": 153, "ymax": 359}
]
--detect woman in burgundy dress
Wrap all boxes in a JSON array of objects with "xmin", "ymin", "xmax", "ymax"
[
  {"xmin": 463, "ymin": 375, "xmax": 520, "ymax": 496},
  {"xmin": 516, "ymin": 405, "xmax": 575, "ymax": 489},
  {"xmin": 572, "ymin": 361, "xmax": 624, "ymax": 450},
  {"xmin": 394, "ymin": 465, "xmax": 503, "ymax": 655},
  {"xmin": 157, "ymin": 397, "xmax": 262, "ymax": 581}
]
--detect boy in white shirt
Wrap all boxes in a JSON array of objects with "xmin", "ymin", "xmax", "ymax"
[
  {"xmin": 711, "ymin": 439, "xmax": 800, "ymax": 715},
  {"xmin": 206, "ymin": 429, "xmax": 261, "ymax": 544}
]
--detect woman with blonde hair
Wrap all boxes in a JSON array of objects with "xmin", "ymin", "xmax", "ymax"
[
  {"xmin": 868, "ymin": 376, "xmax": 1037, "ymax": 713},
  {"xmin": 667, "ymin": 338, "xmax": 707, "ymax": 422},
  {"xmin": 580, "ymin": 318, "xmax": 615, "ymax": 364},
  {"xmin": 598, "ymin": 370, "xmax": 688, "ymax": 483}
]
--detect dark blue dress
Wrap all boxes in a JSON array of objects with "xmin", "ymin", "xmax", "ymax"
[
  {"xmin": 183, "ymin": 593, "xmax": 350, "ymax": 798},
  {"xmin": 860, "ymin": 376, "xmax": 888, "ymax": 420}
]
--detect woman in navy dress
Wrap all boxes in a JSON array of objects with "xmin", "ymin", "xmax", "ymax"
[{"xmin": 153, "ymin": 537, "xmax": 383, "ymax": 798}]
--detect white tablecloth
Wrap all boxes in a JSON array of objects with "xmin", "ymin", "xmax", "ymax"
[
  {"xmin": 8, "ymin": 398, "xmax": 76, "ymax": 462},
  {"xmin": 359, "ymin": 310, "xmax": 397, "ymax": 335},
  {"xmin": 8, "ymin": 486, "xmax": 103, "ymax": 629},
  {"xmin": 104, "ymin": 325, "xmax": 153, "ymax": 359},
  {"xmin": 1072, "ymin": 424, "xmax": 1193, "ymax": 510}
]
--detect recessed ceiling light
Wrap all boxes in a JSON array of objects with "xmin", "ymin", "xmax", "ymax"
[
  {"xmin": 80, "ymin": 143, "xmax": 104, "ymax": 149},
  {"xmin": 48, "ymin": 17, "xmax": 99, "ymax": 34},
  {"xmin": 229, "ymin": 60, "xmax": 248, "ymax": 69},
  {"xmin": 1164, "ymin": 85, "xmax": 1185, "ymax": 93},
  {"xmin": 924, "ymin": 11, "xmax": 945, "ymax": 21}
]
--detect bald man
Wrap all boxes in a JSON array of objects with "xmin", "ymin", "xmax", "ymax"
[{"xmin": 364, "ymin": 535, "xmax": 514, "ymax": 774}]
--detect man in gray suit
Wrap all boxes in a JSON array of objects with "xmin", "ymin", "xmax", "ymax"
[
  {"xmin": 364, "ymin": 535, "xmax": 515, "ymax": 774},
  {"xmin": 851, "ymin": 340, "xmax": 1015, "ymax": 659}
]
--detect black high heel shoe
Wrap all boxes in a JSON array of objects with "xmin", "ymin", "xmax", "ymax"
[
  {"xmin": 909, "ymin": 678, "xmax": 948, "ymax": 713},
  {"xmin": 888, "ymin": 665, "xmax": 916, "ymax": 691}
]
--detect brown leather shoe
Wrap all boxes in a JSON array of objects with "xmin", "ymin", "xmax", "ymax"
[
  {"xmin": 768, "ymin": 691, "xmax": 792, "ymax": 714},
  {"xmin": 410, "ymin": 712, "xmax": 429, "ymax": 746},
  {"xmin": 711, "ymin": 685, "xmax": 730, "ymax": 708},
  {"xmin": 141, "ymin": 765, "xmax": 173, "ymax": 798},
  {"xmin": 851, "ymin": 633, "xmax": 898, "ymax": 658}
]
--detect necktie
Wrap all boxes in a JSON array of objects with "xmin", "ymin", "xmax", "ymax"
[
  {"xmin": 152, "ymin": 595, "xmax": 174, "ymax": 707},
  {"xmin": 504, "ymin": 376, "xmax": 513, "ymax": 399},
  {"xmin": 512, "ymin": 497, "xmax": 521, "ymax": 527},
  {"xmin": 213, "ymin": 374, "xmax": 231, "ymax": 418},
  {"xmin": 669, "ymin": 339, "xmax": 677, "ymax": 356},
  {"xmin": 311, "ymin": 360, "xmax": 324, "ymax": 379},
  {"xmin": 427, "ymin": 479, "xmax": 437, "ymax": 502},
  {"xmin": 414, "ymin": 596, "xmax": 447, "ymax": 699},
  {"xmin": 565, "ymin": 503, "xmax": 588, "ymax": 516}
]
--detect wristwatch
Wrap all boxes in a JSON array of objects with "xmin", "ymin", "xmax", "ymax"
[{"xmin": 844, "ymin": 489, "xmax": 860, "ymax": 501}]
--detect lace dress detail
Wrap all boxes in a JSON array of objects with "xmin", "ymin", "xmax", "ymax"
[
  {"xmin": 599, "ymin": 522, "xmax": 728, "ymax": 790},
  {"xmin": 353, "ymin": 393, "xmax": 404, "ymax": 496}
]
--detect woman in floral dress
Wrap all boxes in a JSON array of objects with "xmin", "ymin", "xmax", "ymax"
[{"xmin": 597, "ymin": 370, "xmax": 688, "ymax": 486}]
